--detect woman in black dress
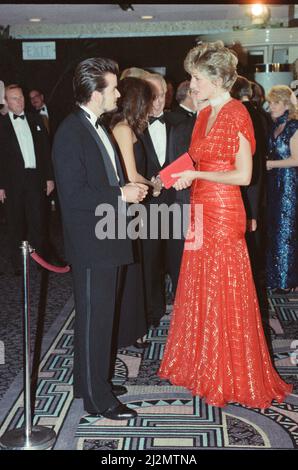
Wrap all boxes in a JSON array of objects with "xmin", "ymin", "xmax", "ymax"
[{"xmin": 109, "ymin": 77, "xmax": 160, "ymax": 348}]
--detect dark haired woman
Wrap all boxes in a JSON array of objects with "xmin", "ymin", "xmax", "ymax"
[{"xmin": 109, "ymin": 77, "xmax": 157, "ymax": 348}]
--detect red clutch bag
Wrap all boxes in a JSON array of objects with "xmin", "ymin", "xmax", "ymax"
[{"xmin": 159, "ymin": 152, "xmax": 194, "ymax": 189}]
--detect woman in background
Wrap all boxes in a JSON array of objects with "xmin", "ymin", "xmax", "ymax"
[
  {"xmin": 109, "ymin": 77, "xmax": 159, "ymax": 348},
  {"xmin": 266, "ymin": 85, "xmax": 298, "ymax": 293}
]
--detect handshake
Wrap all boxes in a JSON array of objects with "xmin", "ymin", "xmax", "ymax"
[{"xmin": 121, "ymin": 175, "xmax": 163, "ymax": 203}]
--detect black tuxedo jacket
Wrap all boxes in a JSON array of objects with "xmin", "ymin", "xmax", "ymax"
[
  {"xmin": 52, "ymin": 108, "xmax": 133, "ymax": 268},
  {"xmin": 139, "ymin": 116, "xmax": 173, "ymax": 204},
  {"xmin": 165, "ymin": 105, "xmax": 196, "ymax": 127},
  {"xmin": 0, "ymin": 112, "xmax": 53, "ymax": 193},
  {"xmin": 241, "ymin": 101, "xmax": 266, "ymax": 220},
  {"xmin": 168, "ymin": 115, "xmax": 196, "ymax": 205},
  {"xmin": 31, "ymin": 103, "xmax": 64, "ymax": 142}
]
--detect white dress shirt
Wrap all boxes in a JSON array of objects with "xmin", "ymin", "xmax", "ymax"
[
  {"xmin": 80, "ymin": 105, "xmax": 119, "ymax": 181},
  {"xmin": 38, "ymin": 104, "xmax": 49, "ymax": 118},
  {"xmin": 148, "ymin": 115, "xmax": 167, "ymax": 167},
  {"xmin": 9, "ymin": 111, "xmax": 37, "ymax": 168}
]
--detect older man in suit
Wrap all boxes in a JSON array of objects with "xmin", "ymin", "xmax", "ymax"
[
  {"xmin": 52, "ymin": 57, "xmax": 147, "ymax": 419},
  {"xmin": 166, "ymin": 80, "xmax": 197, "ymax": 126},
  {"xmin": 138, "ymin": 73, "xmax": 175, "ymax": 327},
  {"xmin": 0, "ymin": 84, "xmax": 54, "ymax": 274}
]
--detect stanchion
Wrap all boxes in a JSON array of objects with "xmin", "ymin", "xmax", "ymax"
[{"xmin": 0, "ymin": 241, "xmax": 56, "ymax": 450}]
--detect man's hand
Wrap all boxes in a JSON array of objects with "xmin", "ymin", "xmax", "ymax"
[
  {"xmin": 0, "ymin": 189, "xmax": 6, "ymax": 204},
  {"xmin": 247, "ymin": 219, "xmax": 257, "ymax": 232},
  {"xmin": 171, "ymin": 170, "xmax": 197, "ymax": 191},
  {"xmin": 122, "ymin": 182, "xmax": 148, "ymax": 203},
  {"xmin": 46, "ymin": 180, "xmax": 55, "ymax": 196}
]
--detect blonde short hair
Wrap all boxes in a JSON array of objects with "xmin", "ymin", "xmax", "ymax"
[
  {"xmin": 120, "ymin": 67, "xmax": 151, "ymax": 80},
  {"xmin": 267, "ymin": 85, "xmax": 298, "ymax": 120},
  {"xmin": 146, "ymin": 73, "xmax": 167, "ymax": 93},
  {"xmin": 184, "ymin": 40, "xmax": 238, "ymax": 91}
]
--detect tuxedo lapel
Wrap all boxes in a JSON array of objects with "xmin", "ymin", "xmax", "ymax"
[
  {"xmin": 164, "ymin": 121, "xmax": 172, "ymax": 167},
  {"xmin": 142, "ymin": 129, "xmax": 161, "ymax": 170},
  {"xmin": 100, "ymin": 125, "xmax": 126, "ymax": 186},
  {"xmin": 75, "ymin": 109, "xmax": 119, "ymax": 187},
  {"xmin": 3, "ymin": 114, "xmax": 24, "ymax": 161}
]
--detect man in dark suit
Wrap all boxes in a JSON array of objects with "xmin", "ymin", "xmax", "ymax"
[
  {"xmin": 139, "ymin": 73, "xmax": 174, "ymax": 327},
  {"xmin": 166, "ymin": 80, "xmax": 197, "ymax": 127},
  {"xmin": 52, "ymin": 57, "xmax": 147, "ymax": 419},
  {"xmin": 231, "ymin": 76, "xmax": 266, "ymax": 280},
  {"xmin": 0, "ymin": 84, "xmax": 54, "ymax": 274},
  {"xmin": 29, "ymin": 89, "xmax": 54, "ymax": 138},
  {"xmin": 166, "ymin": 93, "xmax": 209, "ymax": 293}
]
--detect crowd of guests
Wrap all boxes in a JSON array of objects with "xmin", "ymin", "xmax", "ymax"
[
  {"xmin": 0, "ymin": 43, "xmax": 297, "ymax": 417},
  {"xmin": 0, "ymin": 65, "xmax": 297, "ymax": 298}
]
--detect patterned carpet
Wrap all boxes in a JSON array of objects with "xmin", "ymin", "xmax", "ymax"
[{"xmin": 0, "ymin": 292, "xmax": 297, "ymax": 451}]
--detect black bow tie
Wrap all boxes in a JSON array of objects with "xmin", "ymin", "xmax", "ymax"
[
  {"xmin": 187, "ymin": 111, "xmax": 196, "ymax": 117},
  {"xmin": 149, "ymin": 115, "xmax": 165, "ymax": 125},
  {"xmin": 95, "ymin": 117, "xmax": 104, "ymax": 129},
  {"xmin": 38, "ymin": 106, "xmax": 46, "ymax": 113},
  {"xmin": 13, "ymin": 114, "xmax": 25, "ymax": 120}
]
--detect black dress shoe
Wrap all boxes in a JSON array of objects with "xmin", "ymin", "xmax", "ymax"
[
  {"xmin": 87, "ymin": 403, "xmax": 137, "ymax": 420},
  {"xmin": 272, "ymin": 288, "xmax": 291, "ymax": 294},
  {"xmin": 112, "ymin": 384, "xmax": 127, "ymax": 396},
  {"xmin": 133, "ymin": 340, "xmax": 150, "ymax": 349},
  {"xmin": 102, "ymin": 403, "xmax": 137, "ymax": 420}
]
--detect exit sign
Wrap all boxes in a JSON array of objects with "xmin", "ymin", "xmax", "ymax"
[{"xmin": 22, "ymin": 42, "xmax": 56, "ymax": 60}]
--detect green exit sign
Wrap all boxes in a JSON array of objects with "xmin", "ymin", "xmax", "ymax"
[{"xmin": 22, "ymin": 42, "xmax": 56, "ymax": 60}]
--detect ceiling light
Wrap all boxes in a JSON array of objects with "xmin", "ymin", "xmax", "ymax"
[
  {"xmin": 249, "ymin": 4, "xmax": 271, "ymax": 25},
  {"xmin": 141, "ymin": 16, "xmax": 153, "ymax": 20},
  {"xmin": 29, "ymin": 18, "xmax": 41, "ymax": 22},
  {"xmin": 251, "ymin": 4, "xmax": 265, "ymax": 17}
]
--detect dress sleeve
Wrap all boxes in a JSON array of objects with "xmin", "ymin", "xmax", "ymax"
[{"xmin": 234, "ymin": 104, "xmax": 256, "ymax": 156}]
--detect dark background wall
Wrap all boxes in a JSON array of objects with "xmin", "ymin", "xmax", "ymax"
[{"xmin": 0, "ymin": 35, "xmax": 198, "ymax": 123}]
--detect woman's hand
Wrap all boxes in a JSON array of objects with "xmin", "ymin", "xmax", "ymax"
[
  {"xmin": 171, "ymin": 170, "xmax": 197, "ymax": 190},
  {"xmin": 266, "ymin": 160, "xmax": 274, "ymax": 171}
]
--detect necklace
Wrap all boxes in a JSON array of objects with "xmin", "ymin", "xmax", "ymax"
[{"xmin": 209, "ymin": 91, "xmax": 230, "ymax": 107}]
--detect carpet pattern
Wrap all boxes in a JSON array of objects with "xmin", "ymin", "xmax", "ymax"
[{"xmin": 0, "ymin": 290, "xmax": 297, "ymax": 450}]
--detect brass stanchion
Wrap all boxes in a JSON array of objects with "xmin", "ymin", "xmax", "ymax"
[{"xmin": 0, "ymin": 241, "xmax": 56, "ymax": 450}]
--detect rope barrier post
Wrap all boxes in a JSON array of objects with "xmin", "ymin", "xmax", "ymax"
[{"xmin": 0, "ymin": 241, "xmax": 56, "ymax": 450}]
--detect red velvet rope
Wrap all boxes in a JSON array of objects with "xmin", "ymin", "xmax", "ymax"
[{"xmin": 30, "ymin": 252, "xmax": 71, "ymax": 273}]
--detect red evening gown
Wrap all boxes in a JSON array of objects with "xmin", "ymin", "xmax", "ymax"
[{"xmin": 159, "ymin": 99, "xmax": 292, "ymax": 408}]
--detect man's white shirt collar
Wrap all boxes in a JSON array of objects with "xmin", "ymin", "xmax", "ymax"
[{"xmin": 80, "ymin": 104, "xmax": 98, "ymax": 127}]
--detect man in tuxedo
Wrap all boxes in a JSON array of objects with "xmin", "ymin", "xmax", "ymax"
[
  {"xmin": 166, "ymin": 93, "xmax": 209, "ymax": 293},
  {"xmin": 0, "ymin": 84, "xmax": 54, "ymax": 274},
  {"xmin": 230, "ymin": 76, "xmax": 266, "ymax": 282},
  {"xmin": 52, "ymin": 57, "xmax": 147, "ymax": 419},
  {"xmin": 166, "ymin": 80, "xmax": 197, "ymax": 126},
  {"xmin": 139, "ymin": 73, "xmax": 174, "ymax": 327},
  {"xmin": 29, "ymin": 89, "xmax": 52, "ymax": 135}
]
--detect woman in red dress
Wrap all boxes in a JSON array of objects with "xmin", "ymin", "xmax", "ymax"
[{"xmin": 158, "ymin": 41, "xmax": 292, "ymax": 408}]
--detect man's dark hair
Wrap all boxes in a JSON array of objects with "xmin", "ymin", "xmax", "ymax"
[
  {"xmin": 230, "ymin": 75, "xmax": 252, "ymax": 100},
  {"xmin": 73, "ymin": 57, "xmax": 119, "ymax": 104}
]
